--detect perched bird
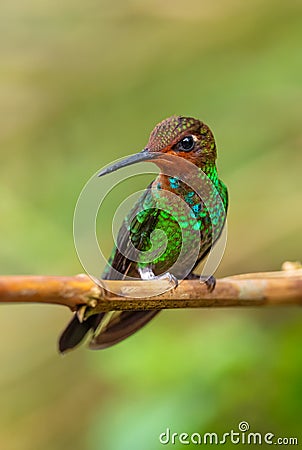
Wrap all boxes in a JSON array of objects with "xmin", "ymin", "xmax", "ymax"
[{"xmin": 59, "ymin": 116, "xmax": 228, "ymax": 352}]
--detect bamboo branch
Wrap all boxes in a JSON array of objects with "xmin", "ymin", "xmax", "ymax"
[{"xmin": 0, "ymin": 262, "xmax": 301, "ymax": 312}]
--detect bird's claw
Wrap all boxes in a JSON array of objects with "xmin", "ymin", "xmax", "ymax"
[
  {"xmin": 138, "ymin": 267, "xmax": 178, "ymax": 289},
  {"xmin": 155, "ymin": 272, "xmax": 179, "ymax": 289},
  {"xmin": 199, "ymin": 275, "xmax": 216, "ymax": 292}
]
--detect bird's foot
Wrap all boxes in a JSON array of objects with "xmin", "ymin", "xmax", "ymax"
[
  {"xmin": 185, "ymin": 272, "xmax": 216, "ymax": 292},
  {"xmin": 199, "ymin": 275, "xmax": 216, "ymax": 292},
  {"xmin": 156, "ymin": 272, "xmax": 179, "ymax": 289},
  {"xmin": 138, "ymin": 267, "xmax": 178, "ymax": 289}
]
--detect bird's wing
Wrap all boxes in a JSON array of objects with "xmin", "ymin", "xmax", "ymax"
[{"xmin": 102, "ymin": 183, "xmax": 159, "ymax": 280}]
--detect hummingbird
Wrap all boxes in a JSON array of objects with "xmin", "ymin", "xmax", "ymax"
[{"xmin": 59, "ymin": 115, "xmax": 228, "ymax": 352}]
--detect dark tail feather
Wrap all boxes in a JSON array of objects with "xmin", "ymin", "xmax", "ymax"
[
  {"xmin": 89, "ymin": 310, "xmax": 159, "ymax": 350},
  {"xmin": 58, "ymin": 313, "xmax": 104, "ymax": 353}
]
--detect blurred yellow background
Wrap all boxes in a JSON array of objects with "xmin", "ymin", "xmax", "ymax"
[{"xmin": 1, "ymin": 0, "xmax": 302, "ymax": 449}]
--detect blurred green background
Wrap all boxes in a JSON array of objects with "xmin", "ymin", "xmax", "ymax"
[{"xmin": 1, "ymin": 0, "xmax": 302, "ymax": 448}]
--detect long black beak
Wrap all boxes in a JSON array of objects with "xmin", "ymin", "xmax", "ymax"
[{"xmin": 98, "ymin": 148, "xmax": 160, "ymax": 177}]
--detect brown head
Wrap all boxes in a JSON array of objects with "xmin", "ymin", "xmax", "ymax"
[
  {"xmin": 98, "ymin": 115, "xmax": 217, "ymax": 177},
  {"xmin": 147, "ymin": 116, "xmax": 216, "ymax": 167}
]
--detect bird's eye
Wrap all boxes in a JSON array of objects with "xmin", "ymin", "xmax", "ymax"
[{"xmin": 177, "ymin": 135, "xmax": 195, "ymax": 152}]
